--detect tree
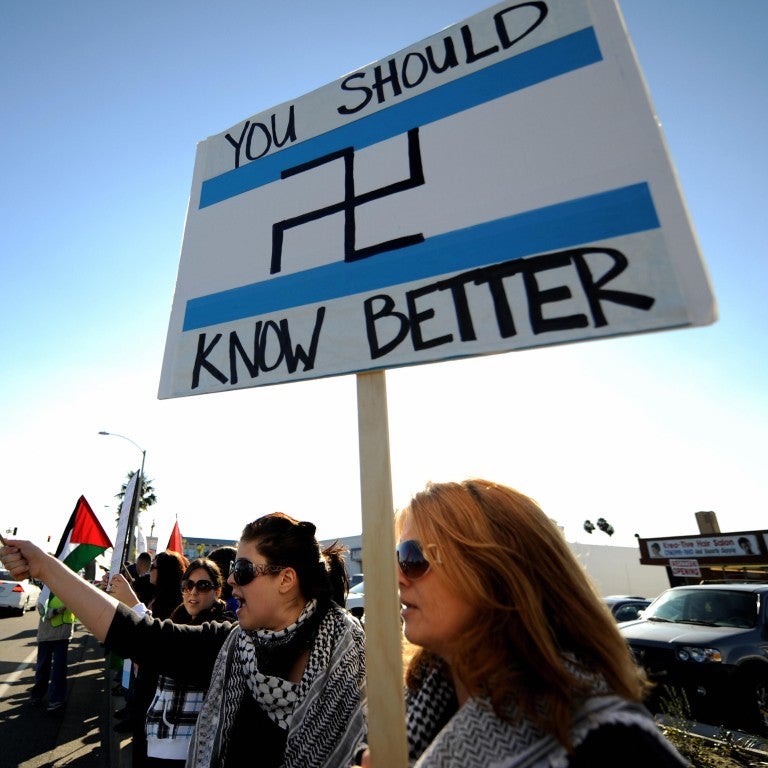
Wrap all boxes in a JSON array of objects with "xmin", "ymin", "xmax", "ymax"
[{"xmin": 115, "ymin": 471, "xmax": 157, "ymax": 518}]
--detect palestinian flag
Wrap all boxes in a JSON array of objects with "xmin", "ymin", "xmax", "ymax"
[
  {"xmin": 55, "ymin": 495, "xmax": 113, "ymax": 572},
  {"xmin": 167, "ymin": 520, "xmax": 183, "ymax": 555},
  {"xmin": 40, "ymin": 496, "xmax": 113, "ymax": 610}
]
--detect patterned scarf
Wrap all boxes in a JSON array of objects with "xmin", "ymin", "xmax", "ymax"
[
  {"xmin": 240, "ymin": 599, "xmax": 318, "ymax": 730},
  {"xmin": 406, "ymin": 658, "xmax": 687, "ymax": 768},
  {"xmin": 187, "ymin": 602, "xmax": 367, "ymax": 768}
]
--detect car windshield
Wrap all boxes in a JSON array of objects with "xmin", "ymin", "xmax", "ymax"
[
  {"xmin": 349, "ymin": 582, "xmax": 364, "ymax": 594},
  {"xmin": 0, "ymin": 569, "xmax": 13, "ymax": 581},
  {"xmin": 643, "ymin": 588, "xmax": 757, "ymax": 628}
]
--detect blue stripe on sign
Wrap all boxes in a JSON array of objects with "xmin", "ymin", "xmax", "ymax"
[
  {"xmin": 182, "ymin": 183, "xmax": 659, "ymax": 331},
  {"xmin": 199, "ymin": 27, "xmax": 602, "ymax": 208}
]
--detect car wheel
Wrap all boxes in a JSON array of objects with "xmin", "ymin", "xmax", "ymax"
[
  {"xmin": 737, "ymin": 669, "xmax": 768, "ymax": 736},
  {"xmin": 754, "ymin": 676, "xmax": 768, "ymax": 736}
]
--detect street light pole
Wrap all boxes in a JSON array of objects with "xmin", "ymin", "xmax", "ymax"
[{"xmin": 99, "ymin": 431, "xmax": 146, "ymax": 564}]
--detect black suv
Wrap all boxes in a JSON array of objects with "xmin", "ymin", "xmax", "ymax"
[{"xmin": 619, "ymin": 582, "xmax": 768, "ymax": 735}]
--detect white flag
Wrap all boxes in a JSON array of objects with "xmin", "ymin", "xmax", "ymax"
[{"xmin": 110, "ymin": 473, "xmax": 138, "ymax": 579}]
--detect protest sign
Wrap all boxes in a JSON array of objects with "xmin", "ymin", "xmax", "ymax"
[{"xmin": 159, "ymin": 0, "xmax": 715, "ymax": 399}]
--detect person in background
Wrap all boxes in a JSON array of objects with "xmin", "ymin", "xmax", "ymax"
[
  {"xmin": 129, "ymin": 551, "xmax": 155, "ymax": 604},
  {"xmin": 123, "ymin": 550, "xmax": 189, "ymax": 767},
  {"xmin": 30, "ymin": 593, "xmax": 76, "ymax": 712},
  {"xmin": 206, "ymin": 545, "xmax": 239, "ymax": 614},
  {"xmin": 360, "ymin": 478, "xmax": 687, "ymax": 768},
  {"xmin": 2, "ymin": 512, "xmax": 367, "ymax": 768},
  {"xmin": 111, "ymin": 557, "xmax": 235, "ymax": 767},
  {"xmin": 127, "ymin": 551, "xmax": 152, "ymax": 579},
  {"xmin": 110, "ymin": 553, "xmax": 154, "ymax": 708},
  {"xmin": 147, "ymin": 551, "xmax": 188, "ymax": 620}
]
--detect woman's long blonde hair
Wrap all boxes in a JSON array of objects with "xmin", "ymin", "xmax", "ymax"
[{"xmin": 397, "ymin": 478, "xmax": 649, "ymax": 747}]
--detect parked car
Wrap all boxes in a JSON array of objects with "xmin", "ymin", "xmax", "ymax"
[
  {"xmin": 604, "ymin": 595, "xmax": 651, "ymax": 623},
  {"xmin": 0, "ymin": 569, "xmax": 42, "ymax": 615},
  {"xmin": 346, "ymin": 580, "xmax": 365, "ymax": 619},
  {"xmin": 619, "ymin": 582, "xmax": 768, "ymax": 735}
]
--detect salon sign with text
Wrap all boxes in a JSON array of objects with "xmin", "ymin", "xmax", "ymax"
[{"xmin": 159, "ymin": 0, "xmax": 716, "ymax": 398}]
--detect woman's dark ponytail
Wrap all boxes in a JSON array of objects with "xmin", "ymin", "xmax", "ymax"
[{"xmin": 322, "ymin": 541, "xmax": 350, "ymax": 606}]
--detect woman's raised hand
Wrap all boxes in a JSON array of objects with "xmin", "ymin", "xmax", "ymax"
[
  {"xmin": 0, "ymin": 539, "xmax": 47, "ymax": 581},
  {"xmin": 109, "ymin": 573, "xmax": 141, "ymax": 608}
]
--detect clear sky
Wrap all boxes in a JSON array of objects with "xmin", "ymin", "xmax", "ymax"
[{"xmin": 1, "ymin": 1, "xmax": 766, "ymax": 556}]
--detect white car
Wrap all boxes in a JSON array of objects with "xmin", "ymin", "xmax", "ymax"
[
  {"xmin": 346, "ymin": 581, "xmax": 365, "ymax": 619},
  {"xmin": 0, "ymin": 569, "xmax": 42, "ymax": 615}
]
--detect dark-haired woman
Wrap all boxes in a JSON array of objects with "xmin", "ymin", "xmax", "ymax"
[
  {"xmin": 205, "ymin": 545, "xmax": 239, "ymax": 615},
  {"xmin": 123, "ymin": 549, "xmax": 189, "ymax": 766},
  {"xmin": 139, "ymin": 559, "xmax": 233, "ymax": 765},
  {"xmin": 2, "ymin": 513, "xmax": 367, "ymax": 768},
  {"xmin": 147, "ymin": 550, "xmax": 188, "ymax": 620}
]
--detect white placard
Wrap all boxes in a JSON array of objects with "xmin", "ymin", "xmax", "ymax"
[
  {"xmin": 159, "ymin": 0, "xmax": 715, "ymax": 399},
  {"xmin": 110, "ymin": 472, "xmax": 138, "ymax": 578}
]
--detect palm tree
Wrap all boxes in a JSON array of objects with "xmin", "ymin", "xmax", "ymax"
[{"xmin": 115, "ymin": 471, "xmax": 157, "ymax": 517}]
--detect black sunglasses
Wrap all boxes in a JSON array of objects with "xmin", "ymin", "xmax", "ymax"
[
  {"xmin": 181, "ymin": 578, "xmax": 215, "ymax": 593},
  {"xmin": 396, "ymin": 540, "xmax": 431, "ymax": 580},
  {"xmin": 229, "ymin": 558, "xmax": 284, "ymax": 586}
]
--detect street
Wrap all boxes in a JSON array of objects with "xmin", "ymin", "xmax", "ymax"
[
  {"xmin": 0, "ymin": 605, "xmax": 38, "ymax": 670},
  {"xmin": 0, "ymin": 608, "xmax": 112, "ymax": 768},
  {"xmin": 2, "ymin": 605, "xmax": 766, "ymax": 767}
]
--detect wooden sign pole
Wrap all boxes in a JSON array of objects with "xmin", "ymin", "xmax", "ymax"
[{"xmin": 356, "ymin": 370, "xmax": 409, "ymax": 768}]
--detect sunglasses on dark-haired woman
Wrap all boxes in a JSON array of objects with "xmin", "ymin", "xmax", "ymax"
[
  {"xmin": 228, "ymin": 558, "xmax": 285, "ymax": 586},
  {"xmin": 181, "ymin": 579, "xmax": 215, "ymax": 593}
]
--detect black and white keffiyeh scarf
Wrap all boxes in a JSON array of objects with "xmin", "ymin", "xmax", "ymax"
[
  {"xmin": 188, "ymin": 601, "xmax": 367, "ymax": 768},
  {"xmin": 241, "ymin": 599, "xmax": 319, "ymax": 731},
  {"xmin": 406, "ymin": 658, "xmax": 687, "ymax": 768}
]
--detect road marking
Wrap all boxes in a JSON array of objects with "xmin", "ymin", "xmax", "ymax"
[{"xmin": 0, "ymin": 648, "xmax": 37, "ymax": 702}]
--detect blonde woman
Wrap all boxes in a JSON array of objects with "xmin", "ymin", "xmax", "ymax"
[{"xmin": 389, "ymin": 479, "xmax": 687, "ymax": 768}]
